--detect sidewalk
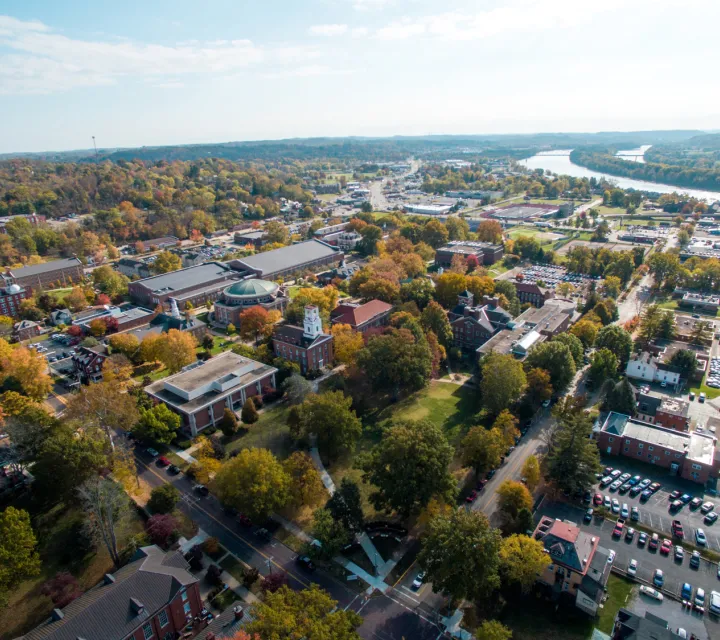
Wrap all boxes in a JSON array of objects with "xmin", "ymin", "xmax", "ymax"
[{"xmin": 309, "ymin": 446, "xmax": 336, "ymax": 495}]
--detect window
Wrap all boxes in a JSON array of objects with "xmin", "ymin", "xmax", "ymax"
[
  {"xmin": 692, "ymin": 463, "xmax": 702, "ymax": 470},
  {"xmin": 181, "ymin": 589, "xmax": 188, "ymax": 603},
  {"xmin": 143, "ymin": 623, "xmax": 153, "ymax": 640},
  {"xmin": 675, "ymin": 454, "xmax": 682, "ymax": 458},
  {"xmin": 183, "ymin": 602, "xmax": 191, "ymax": 614},
  {"xmin": 665, "ymin": 451, "xmax": 670, "ymax": 456},
  {"xmin": 626, "ymin": 440, "xmax": 630, "ymax": 445},
  {"xmin": 624, "ymin": 447, "xmax": 629, "ymax": 453},
  {"xmin": 637, "ymin": 451, "xmax": 642, "ymax": 456},
  {"xmin": 648, "ymin": 446, "xmax": 654, "ymax": 452},
  {"xmin": 158, "ymin": 610, "xmax": 169, "ymax": 628},
  {"xmin": 638, "ymin": 443, "xmax": 643, "ymax": 448},
  {"xmin": 608, "ymin": 437, "xmax": 614, "ymax": 443}
]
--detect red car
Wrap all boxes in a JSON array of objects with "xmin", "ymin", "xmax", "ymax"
[
  {"xmin": 477, "ymin": 479, "xmax": 488, "ymax": 491},
  {"xmin": 237, "ymin": 513, "xmax": 252, "ymax": 527},
  {"xmin": 660, "ymin": 538, "xmax": 672, "ymax": 555},
  {"xmin": 593, "ymin": 493, "xmax": 603, "ymax": 506},
  {"xmin": 672, "ymin": 520, "xmax": 684, "ymax": 539},
  {"xmin": 466, "ymin": 490, "xmax": 478, "ymax": 503},
  {"xmin": 156, "ymin": 456, "xmax": 171, "ymax": 467},
  {"xmin": 612, "ymin": 520, "xmax": 624, "ymax": 537}
]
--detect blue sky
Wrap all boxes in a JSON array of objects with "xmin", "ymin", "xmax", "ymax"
[{"xmin": 1, "ymin": 0, "xmax": 719, "ymax": 153}]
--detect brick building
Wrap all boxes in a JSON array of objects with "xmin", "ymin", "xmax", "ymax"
[
  {"xmin": 13, "ymin": 319, "xmax": 40, "ymax": 341},
  {"xmin": 18, "ymin": 545, "xmax": 202, "ymax": 640},
  {"xmin": 0, "ymin": 282, "xmax": 30, "ymax": 318},
  {"xmin": 594, "ymin": 412, "xmax": 718, "ymax": 485},
  {"xmin": 447, "ymin": 291, "xmax": 512, "ymax": 353},
  {"xmin": 635, "ymin": 393, "xmax": 690, "ymax": 432},
  {"xmin": 330, "ymin": 299, "xmax": 393, "ymax": 333},
  {"xmin": 434, "ymin": 241, "xmax": 504, "ymax": 267},
  {"xmin": 145, "ymin": 351, "xmax": 277, "ymax": 436},
  {"xmin": 72, "ymin": 345, "xmax": 108, "ymax": 383},
  {"xmin": 5, "ymin": 257, "xmax": 84, "ymax": 290},
  {"xmin": 513, "ymin": 280, "xmax": 554, "ymax": 307},
  {"xmin": 212, "ymin": 279, "xmax": 287, "ymax": 329},
  {"xmin": 272, "ymin": 306, "xmax": 334, "ymax": 373}
]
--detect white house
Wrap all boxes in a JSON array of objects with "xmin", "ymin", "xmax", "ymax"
[{"xmin": 625, "ymin": 352, "xmax": 681, "ymax": 387}]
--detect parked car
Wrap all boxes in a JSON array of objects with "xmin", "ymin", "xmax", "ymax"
[
  {"xmin": 625, "ymin": 527, "xmax": 635, "ymax": 541},
  {"xmin": 628, "ymin": 475, "xmax": 641, "ymax": 486},
  {"xmin": 695, "ymin": 588, "xmax": 706, "ymax": 609},
  {"xmin": 466, "ymin": 490, "xmax": 478, "ymax": 503},
  {"xmin": 675, "ymin": 545, "xmax": 685, "ymax": 561},
  {"xmin": 612, "ymin": 499, "xmax": 620, "ymax": 514},
  {"xmin": 412, "ymin": 571, "xmax": 426, "ymax": 589},
  {"xmin": 296, "ymin": 555, "xmax": 316, "ymax": 572},
  {"xmin": 621, "ymin": 503, "xmax": 629, "ymax": 518},
  {"xmin": 593, "ymin": 493, "xmax": 603, "ymax": 506},
  {"xmin": 672, "ymin": 520, "xmax": 684, "ymax": 538},
  {"xmin": 705, "ymin": 512, "xmax": 719, "ymax": 525},
  {"xmin": 681, "ymin": 583, "xmax": 693, "ymax": 600},
  {"xmin": 613, "ymin": 521, "xmax": 624, "ymax": 537},
  {"xmin": 611, "ymin": 469, "xmax": 622, "ymax": 479},
  {"xmin": 630, "ymin": 485, "xmax": 643, "ymax": 497},
  {"xmin": 680, "ymin": 493, "xmax": 693, "ymax": 504},
  {"xmin": 638, "ymin": 532, "xmax": 648, "ymax": 547},
  {"xmin": 193, "ymin": 484, "xmax": 209, "ymax": 496},
  {"xmin": 607, "ymin": 549, "xmax": 616, "ymax": 564},
  {"xmin": 660, "ymin": 539, "xmax": 672, "ymax": 555},
  {"xmin": 701, "ymin": 502, "xmax": 715, "ymax": 514},
  {"xmin": 700, "ymin": 392, "xmax": 707, "ymax": 402},
  {"xmin": 631, "ymin": 506, "xmax": 640, "ymax": 521},
  {"xmin": 619, "ymin": 482, "xmax": 631, "ymax": 494},
  {"xmin": 691, "ymin": 497, "xmax": 703, "ymax": 509},
  {"xmin": 670, "ymin": 490, "xmax": 682, "ymax": 501},
  {"xmin": 584, "ymin": 508, "xmax": 594, "ymax": 522},
  {"xmin": 639, "ymin": 478, "xmax": 652, "ymax": 489},
  {"xmin": 640, "ymin": 585, "xmax": 663, "ymax": 601},
  {"xmin": 619, "ymin": 473, "xmax": 631, "ymax": 483},
  {"xmin": 610, "ymin": 480, "xmax": 623, "ymax": 491},
  {"xmin": 653, "ymin": 569, "xmax": 664, "ymax": 587},
  {"xmin": 690, "ymin": 550, "xmax": 701, "ymax": 568},
  {"xmin": 670, "ymin": 499, "xmax": 684, "ymax": 512},
  {"xmin": 696, "ymin": 528, "xmax": 708, "ymax": 546},
  {"xmin": 167, "ymin": 464, "xmax": 180, "ymax": 475},
  {"xmin": 600, "ymin": 476, "xmax": 613, "ymax": 487},
  {"xmin": 604, "ymin": 495, "xmax": 611, "ymax": 509},
  {"xmin": 649, "ymin": 533, "xmax": 659, "ymax": 550},
  {"xmin": 146, "ymin": 447, "xmax": 159, "ymax": 458},
  {"xmin": 156, "ymin": 456, "xmax": 170, "ymax": 467},
  {"xmin": 628, "ymin": 559, "xmax": 638, "ymax": 577},
  {"xmin": 641, "ymin": 489, "xmax": 653, "ymax": 501},
  {"xmin": 237, "ymin": 513, "xmax": 252, "ymax": 527}
]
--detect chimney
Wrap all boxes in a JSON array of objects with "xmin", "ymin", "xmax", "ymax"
[
  {"xmin": 130, "ymin": 598, "xmax": 145, "ymax": 614},
  {"xmin": 51, "ymin": 608, "xmax": 64, "ymax": 621},
  {"xmin": 104, "ymin": 573, "xmax": 116, "ymax": 585}
]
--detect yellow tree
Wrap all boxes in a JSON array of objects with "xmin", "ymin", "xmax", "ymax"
[
  {"xmin": 331, "ymin": 324, "xmax": 365, "ymax": 365},
  {"xmin": 140, "ymin": 333, "xmax": 162, "ymax": 364},
  {"xmin": 521, "ymin": 455, "xmax": 541, "ymax": 491},
  {"xmin": 157, "ymin": 329, "xmax": 197, "ymax": 373},
  {"xmin": 496, "ymin": 480, "xmax": 533, "ymax": 519},
  {"xmin": 1, "ymin": 348, "xmax": 53, "ymax": 401},
  {"xmin": 101, "ymin": 354, "xmax": 134, "ymax": 388},
  {"xmin": 492, "ymin": 410, "xmax": 519, "ymax": 449},
  {"xmin": 499, "ymin": 534, "xmax": 549, "ymax": 593},
  {"xmin": 151, "ymin": 251, "xmax": 182, "ymax": 274}
]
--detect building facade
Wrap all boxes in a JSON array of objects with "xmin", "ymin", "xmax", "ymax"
[
  {"xmin": 435, "ymin": 241, "xmax": 504, "ymax": 267},
  {"xmin": 625, "ymin": 352, "xmax": 682, "ymax": 388},
  {"xmin": 330, "ymin": 299, "xmax": 393, "ymax": 333},
  {"xmin": 0, "ymin": 282, "xmax": 30, "ymax": 318},
  {"xmin": 5, "ymin": 257, "xmax": 84, "ymax": 290},
  {"xmin": 513, "ymin": 280, "xmax": 554, "ymax": 307},
  {"xmin": 72, "ymin": 345, "xmax": 108, "ymax": 383},
  {"xmin": 145, "ymin": 351, "xmax": 278, "ymax": 436},
  {"xmin": 212, "ymin": 279, "xmax": 287, "ymax": 328},
  {"xmin": 447, "ymin": 291, "xmax": 512, "ymax": 352},
  {"xmin": 272, "ymin": 306, "xmax": 334, "ymax": 374}
]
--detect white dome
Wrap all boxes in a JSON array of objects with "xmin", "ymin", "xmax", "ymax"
[{"xmin": 7, "ymin": 284, "xmax": 21, "ymax": 294}]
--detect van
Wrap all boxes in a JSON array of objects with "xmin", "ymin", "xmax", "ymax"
[{"xmin": 710, "ymin": 590, "xmax": 720, "ymax": 615}]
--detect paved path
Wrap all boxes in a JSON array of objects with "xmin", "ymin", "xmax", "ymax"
[{"xmin": 309, "ymin": 447, "xmax": 337, "ymax": 495}]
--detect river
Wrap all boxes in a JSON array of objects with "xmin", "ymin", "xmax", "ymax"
[
  {"xmin": 519, "ymin": 149, "xmax": 720, "ymax": 202},
  {"xmin": 615, "ymin": 144, "xmax": 652, "ymax": 164}
]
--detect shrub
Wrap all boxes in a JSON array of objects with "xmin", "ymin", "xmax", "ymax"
[
  {"xmin": 242, "ymin": 566, "xmax": 259, "ymax": 588},
  {"xmin": 205, "ymin": 564, "xmax": 223, "ymax": 586},
  {"xmin": 260, "ymin": 572, "xmax": 287, "ymax": 594},
  {"xmin": 202, "ymin": 537, "xmax": 220, "ymax": 556},
  {"xmin": 147, "ymin": 484, "xmax": 180, "ymax": 514},
  {"xmin": 146, "ymin": 514, "xmax": 179, "ymax": 547},
  {"xmin": 40, "ymin": 572, "xmax": 82, "ymax": 608},
  {"xmin": 241, "ymin": 397, "xmax": 259, "ymax": 424},
  {"xmin": 185, "ymin": 545, "xmax": 204, "ymax": 571},
  {"xmin": 250, "ymin": 394, "xmax": 263, "ymax": 409}
]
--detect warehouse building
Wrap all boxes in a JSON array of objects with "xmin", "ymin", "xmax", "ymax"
[
  {"xmin": 4, "ymin": 257, "xmax": 84, "ymax": 290},
  {"xmin": 228, "ymin": 239, "xmax": 343, "ymax": 280}
]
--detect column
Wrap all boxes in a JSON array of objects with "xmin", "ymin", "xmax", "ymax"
[{"xmin": 189, "ymin": 413, "xmax": 197, "ymax": 438}]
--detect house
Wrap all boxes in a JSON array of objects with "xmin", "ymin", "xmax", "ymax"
[
  {"xmin": 4, "ymin": 257, "xmax": 84, "ymax": 290},
  {"xmin": 233, "ymin": 230, "xmax": 267, "ymax": 248},
  {"xmin": 72, "ymin": 345, "xmax": 108, "ymax": 383},
  {"xmin": 128, "ymin": 262, "xmax": 240, "ymax": 310},
  {"xmin": 593, "ymin": 412, "xmax": 718, "ymax": 485},
  {"xmin": 18, "ymin": 545, "xmax": 203, "ymax": 640},
  {"xmin": 635, "ymin": 392, "xmax": 690, "ymax": 431},
  {"xmin": 145, "ymin": 351, "xmax": 278, "ymax": 436},
  {"xmin": 138, "ymin": 236, "xmax": 179, "ymax": 251},
  {"xmin": 532, "ymin": 517, "xmax": 612, "ymax": 616},
  {"xmin": 610, "ymin": 608, "xmax": 681, "ymax": 640},
  {"xmin": 13, "ymin": 319, "xmax": 41, "ymax": 341},
  {"xmin": 625, "ymin": 352, "xmax": 682, "ymax": 388},
  {"xmin": 0, "ymin": 282, "xmax": 30, "ymax": 318},
  {"xmin": 316, "ymin": 262, "xmax": 362, "ymax": 285},
  {"xmin": 330, "ymin": 299, "xmax": 393, "ymax": 333},
  {"xmin": 272, "ymin": 306, "xmax": 334, "ymax": 374},
  {"xmin": 227, "ymin": 239, "xmax": 344, "ymax": 280},
  {"xmin": 448, "ymin": 291, "xmax": 512, "ymax": 352},
  {"xmin": 434, "ymin": 241, "xmax": 504, "ymax": 267},
  {"xmin": 0, "ymin": 213, "xmax": 45, "ymax": 234}
]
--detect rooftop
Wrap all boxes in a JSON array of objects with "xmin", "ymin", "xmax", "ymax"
[
  {"xmin": 330, "ymin": 299, "xmax": 393, "ymax": 327},
  {"xmin": 230, "ymin": 239, "xmax": 341, "ymax": 277},
  {"xmin": 10, "ymin": 257, "xmax": 82, "ymax": 278},
  {"xmin": 533, "ymin": 517, "xmax": 598, "ymax": 575},
  {"xmin": 224, "ymin": 278, "xmax": 278, "ymax": 298},
  {"xmin": 133, "ymin": 261, "xmax": 233, "ymax": 294}
]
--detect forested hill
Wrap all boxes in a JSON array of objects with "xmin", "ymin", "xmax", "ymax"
[
  {"xmin": 570, "ymin": 147, "xmax": 720, "ymax": 192},
  {"xmin": 645, "ymin": 133, "xmax": 720, "ymax": 170}
]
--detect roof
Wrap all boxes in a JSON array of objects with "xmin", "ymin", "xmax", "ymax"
[
  {"xmin": 141, "ymin": 236, "xmax": 178, "ymax": 247},
  {"xmin": 194, "ymin": 605, "xmax": 254, "ymax": 640},
  {"xmin": 613, "ymin": 609, "xmax": 678, "ymax": 640},
  {"xmin": 230, "ymin": 240, "xmax": 341, "ymax": 277},
  {"xmin": 224, "ymin": 278, "xmax": 278, "ymax": 298},
  {"xmin": 534, "ymin": 517, "xmax": 598, "ymax": 575},
  {"xmin": 514, "ymin": 330, "xmax": 542, "ymax": 353},
  {"xmin": 19, "ymin": 546, "xmax": 196, "ymax": 640},
  {"xmin": 273, "ymin": 324, "xmax": 331, "ymax": 349},
  {"xmin": 10, "ymin": 257, "xmax": 82, "ymax": 278},
  {"xmin": 133, "ymin": 262, "xmax": 233, "ymax": 295},
  {"xmin": 659, "ymin": 397, "xmax": 689, "ymax": 418},
  {"xmin": 14, "ymin": 319, "xmax": 39, "ymax": 330},
  {"xmin": 331, "ymin": 300, "xmax": 393, "ymax": 327},
  {"xmin": 636, "ymin": 393, "xmax": 662, "ymax": 416}
]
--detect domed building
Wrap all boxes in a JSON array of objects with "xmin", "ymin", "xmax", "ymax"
[{"xmin": 212, "ymin": 278, "xmax": 287, "ymax": 328}]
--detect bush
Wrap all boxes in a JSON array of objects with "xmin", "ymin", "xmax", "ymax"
[
  {"xmin": 250, "ymin": 394, "xmax": 263, "ymax": 409},
  {"xmin": 260, "ymin": 572, "xmax": 287, "ymax": 594},
  {"xmin": 146, "ymin": 514, "xmax": 179, "ymax": 547},
  {"xmin": 262, "ymin": 389, "xmax": 283, "ymax": 403},
  {"xmin": 176, "ymin": 439, "xmax": 193, "ymax": 450},
  {"xmin": 185, "ymin": 545, "xmax": 204, "ymax": 571},
  {"xmin": 241, "ymin": 397, "xmax": 259, "ymax": 424},
  {"xmin": 41, "ymin": 572, "xmax": 82, "ymax": 608},
  {"xmin": 242, "ymin": 566, "xmax": 259, "ymax": 588},
  {"xmin": 205, "ymin": 564, "xmax": 224, "ymax": 586},
  {"xmin": 202, "ymin": 537, "xmax": 220, "ymax": 556},
  {"xmin": 147, "ymin": 484, "xmax": 180, "ymax": 514}
]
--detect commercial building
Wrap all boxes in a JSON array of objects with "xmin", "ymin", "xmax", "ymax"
[
  {"xmin": 145, "ymin": 352, "xmax": 277, "ymax": 436},
  {"xmin": 228, "ymin": 239, "xmax": 343, "ymax": 280},
  {"xmin": 330, "ymin": 299, "xmax": 393, "ymax": 333},
  {"xmin": 403, "ymin": 203, "xmax": 453, "ymax": 215},
  {"xmin": 18, "ymin": 545, "xmax": 203, "ymax": 640},
  {"xmin": 128, "ymin": 262, "xmax": 239, "ymax": 310},
  {"xmin": 678, "ymin": 291, "xmax": 720, "ymax": 313},
  {"xmin": 0, "ymin": 282, "xmax": 30, "ymax": 318},
  {"xmin": 594, "ymin": 412, "xmax": 718, "ymax": 485},
  {"xmin": 212, "ymin": 279, "xmax": 287, "ymax": 329},
  {"xmin": 490, "ymin": 203, "xmax": 560, "ymax": 220},
  {"xmin": 435, "ymin": 241, "xmax": 504, "ymax": 267},
  {"xmin": 72, "ymin": 304, "xmax": 156, "ymax": 335},
  {"xmin": 272, "ymin": 306, "xmax": 334, "ymax": 374},
  {"xmin": 233, "ymin": 230, "xmax": 267, "ymax": 248},
  {"xmin": 532, "ymin": 517, "xmax": 612, "ymax": 616},
  {"xmin": 137, "ymin": 236, "xmax": 179, "ymax": 251},
  {"xmin": 4, "ymin": 257, "xmax": 84, "ymax": 290}
]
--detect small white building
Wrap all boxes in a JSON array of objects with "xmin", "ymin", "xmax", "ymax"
[{"xmin": 625, "ymin": 352, "xmax": 681, "ymax": 387}]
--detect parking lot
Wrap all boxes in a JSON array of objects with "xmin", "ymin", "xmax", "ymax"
[
  {"xmin": 593, "ymin": 457, "xmax": 720, "ymax": 552},
  {"xmin": 514, "ymin": 264, "xmax": 596, "ymax": 288},
  {"xmin": 539, "ymin": 501, "xmax": 720, "ymax": 601}
]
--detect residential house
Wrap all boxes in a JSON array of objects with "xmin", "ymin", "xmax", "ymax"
[
  {"xmin": 116, "ymin": 258, "xmax": 152, "ymax": 280},
  {"xmin": 49, "ymin": 308, "xmax": 73, "ymax": 326},
  {"xmin": 593, "ymin": 412, "xmax": 718, "ymax": 485},
  {"xmin": 330, "ymin": 299, "xmax": 393, "ymax": 333},
  {"xmin": 272, "ymin": 305, "xmax": 334, "ymax": 374},
  {"xmin": 72, "ymin": 345, "xmax": 108, "ymax": 383},
  {"xmin": 625, "ymin": 352, "xmax": 682, "ymax": 388},
  {"xmin": 17, "ymin": 545, "xmax": 203, "ymax": 640},
  {"xmin": 0, "ymin": 213, "xmax": 45, "ymax": 234},
  {"xmin": 13, "ymin": 319, "xmax": 40, "ymax": 341},
  {"xmin": 610, "ymin": 608, "xmax": 681, "ymax": 640},
  {"xmin": 532, "ymin": 517, "xmax": 612, "ymax": 616}
]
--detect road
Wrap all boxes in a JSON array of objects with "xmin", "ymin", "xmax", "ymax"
[{"xmin": 133, "ymin": 451, "xmax": 441, "ymax": 640}]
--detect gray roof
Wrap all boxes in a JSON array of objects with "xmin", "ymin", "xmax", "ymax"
[
  {"xmin": 195, "ymin": 605, "xmax": 254, "ymax": 639},
  {"xmin": 19, "ymin": 546, "xmax": 197, "ymax": 640},
  {"xmin": 231, "ymin": 240, "xmax": 340, "ymax": 277},
  {"xmin": 11, "ymin": 257, "xmax": 82, "ymax": 278},
  {"xmin": 134, "ymin": 262, "xmax": 232, "ymax": 294},
  {"xmin": 636, "ymin": 393, "xmax": 662, "ymax": 416}
]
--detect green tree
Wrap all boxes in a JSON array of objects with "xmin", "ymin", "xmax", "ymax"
[
  {"xmin": 493, "ymin": 280, "xmax": 521, "ymax": 316},
  {"xmin": 589, "ymin": 347, "xmax": 619, "ymax": 383},
  {"xmin": 220, "ymin": 407, "xmax": 239, "ymax": 437},
  {"xmin": 214, "ymin": 448, "xmax": 291, "ymax": 520},
  {"xmin": 134, "ymin": 403, "xmax": 181, "ymax": 444},
  {"xmin": 0, "ymin": 507, "xmax": 41, "ymax": 604},
  {"xmin": 480, "ymin": 353, "xmax": 527, "ymax": 415},
  {"xmin": 690, "ymin": 320, "xmax": 713, "ymax": 345},
  {"xmin": 570, "ymin": 319, "xmax": 599, "ymax": 348},
  {"xmin": 595, "ymin": 324, "xmax": 633, "ymax": 367},
  {"xmin": 310, "ymin": 507, "xmax": 351, "ymax": 559},
  {"xmin": 241, "ymin": 397, "xmax": 259, "ymax": 424},
  {"xmin": 148, "ymin": 483, "xmax": 180, "ymax": 514},
  {"xmin": 418, "ymin": 510, "xmax": 501, "ymax": 603},
  {"xmin": 525, "ymin": 341, "xmax": 576, "ymax": 392},
  {"xmin": 264, "ymin": 220, "xmax": 290, "ymax": 245},
  {"xmin": 400, "ymin": 278, "xmax": 436, "ymax": 310},
  {"xmin": 421, "ymin": 219, "xmax": 449, "ymax": 248},
  {"xmin": 551, "ymin": 333, "xmax": 584, "ymax": 368},
  {"xmin": 492, "ymin": 410, "xmax": 519, "ymax": 449},
  {"xmin": 496, "ymin": 480, "xmax": 533, "ymax": 519},
  {"xmin": 360, "ymin": 419, "xmax": 456, "ymax": 517},
  {"xmin": 500, "ymin": 534, "xmax": 548, "ymax": 593},
  {"xmin": 605, "ymin": 378, "xmax": 637, "ymax": 416},
  {"xmin": 151, "ymin": 250, "xmax": 182, "ymax": 274},
  {"xmin": 669, "ymin": 349, "xmax": 698, "ymax": 378},
  {"xmin": 461, "ymin": 427, "xmax": 505, "ymax": 476},
  {"xmin": 516, "ymin": 507, "xmax": 535, "ymax": 536},
  {"xmin": 603, "ymin": 275, "xmax": 622, "ymax": 299},
  {"xmin": 525, "ymin": 367, "xmax": 553, "ymax": 405},
  {"xmin": 658, "ymin": 309, "xmax": 676, "ymax": 339},
  {"xmin": 326, "ymin": 478, "xmax": 365, "ymax": 534},
  {"xmin": 420, "ymin": 300, "xmax": 453, "ymax": 347},
  {"xmin": 282, "ymin": 373, "xmax": 313, "ymax": 406},
  {"xmin": 521, "ymin": 455, "xmax": 541, "ymax": 491},
  {"xmin": 247, "ymin": 585, "xmax": 362, "ymax": 640},
  {"xmin": 476, "ymin": 620, "xmax": 512, "ymax": 640},
  {"xmin": 295, "ymin": 392, "xmax": 362, "ymax": 460}
]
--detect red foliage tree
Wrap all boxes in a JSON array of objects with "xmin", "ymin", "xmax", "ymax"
[
  {"xmin": 104, "ymin": 316, "xmax": 119, "ymax": 333},
  {"xmin": 465, "ymin": 254, "xmax": 480, "ymax": 272},
  {"xmin": 260, "ymin": 572, "xmax": 287, "ymax": 594},
  {"xmin": 40, "ymin": 572, "xmax": 82, "ymax": 608},
  {"xmin": 66, "ymin": 325, "xmax": 83, "ymax": 337},
  {"xmin": 146, "ymin": 514, "xmax": 179, "ymax": 546},
  {"xmin": 95, "ymin": 293, "xmax": 111, "ymax": 306}
]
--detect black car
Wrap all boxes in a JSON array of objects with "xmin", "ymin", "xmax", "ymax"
[
  {"xmin": 167, "ymin": 464, "xmax": 181, "ymax": 475},
  {"xmin": 256, "ymin": 528, "xmax": 272, "ymax": 542},
  {"xmin": 296, "ymin": 555, "xmax": 316, "ymax": 571},
  {"xmin": 193, "ymin": 484, "xmax": 209, "ymax": 496},
  {"xmin": 486, "ymin": 470, "xmax": 496, "ymax": 480}
]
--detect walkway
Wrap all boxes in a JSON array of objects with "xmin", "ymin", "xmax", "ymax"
[{"xmin": 309, "ymin": 446, "xmax": 336, "ymax": 496}]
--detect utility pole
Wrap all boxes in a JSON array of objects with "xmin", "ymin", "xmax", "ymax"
[{"xmin": 92, "ymin": 136, "xmax": 99, "ymax": 163}]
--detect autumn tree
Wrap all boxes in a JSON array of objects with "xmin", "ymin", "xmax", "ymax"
[
  {"xmin": 0, "ymin": 507, "xmax": 41, "ymax": 604},
  {"xmin": 521, "ymin": 455, "xmax": 541, "ymax": 491},
  {"xmin": 330, "ymin": 323, "xmax": 365, "ymax": 365},
  {"xmin": 420, "ymin": 300, "xmax": 453, "ymax": 347},
  {"xmin": 434, "ymin": 272, "xmax": 467, "ymax": 308},
  {"xmin": 239, "ymin": 306, "xmax": 279, "ymax": 344},
  {"xmin": 220, "ymin": 407, "xmax": 239, "ymax": 437},
  {"xmin": 480, "ymin": 352, "xmax": 527, "ymax": 415},
  {"xmin": 525, "ymin": 341, "xmax": 576, "ymax": 392},
  {"xmin": 461, "ymin": 426, "xmax": 504, "ymax": 476},
  {"xmin": 476, "ymin": 620, "xmax": 512, "ymax": 640},
  {"xmin": 64, "ymin": 286, "xmax": 90, "ymax": 312},
  {"xmin": 294, "ymin": 392, "xmax": 362, "ymax": 460},
  {"xmin": 525, "ymin": 367, "xmax": 553, "ymax": 405},
  {"xmin": 151, "ymin": 250, "xmax": 182, "ymax": 274},
  {"xmin": 476, "ymin": 219, "xmax": 503, "ymax": 244},
  {"xmin": 134, "ymin": 403, "xmax": 181, "ymax": 444},
  {"xmin": 496, "ymin": 480, "xmax": 533, "ymax": 519},
  {"xmin": 214, "ymin": 448, "xmax": 291, "ymax": 520},
  {"xmin": 108, "ymin": 332, "xmax": 141, "ymax": 361},
  {"xmin": 283, "ymin": 451, "xmax": 325, "ymax": 507},
  {"xmin": 40, "ymin": 572, "xmax": 82, "ymax": 609},
  {"xmin": 285, "ymin": 286, "xmax": 339, "ymax": 325},
  {"xmin": 359, "ymin": 419, "xmax": 456, "ymax": 517},
  {"xmin": 156, "ymin": 329, "xmax": 197, "ymax": 373},
  {"xmin": 1, "ymin": 347, "xmax": 53, "ymax": 401},
  {"xmin": 499, "ymin": 534, "xmax": 549, "ymax": 593},
  {"xmin": 241, "ymin": 397, "xmax": 259, "ymax": 424}
]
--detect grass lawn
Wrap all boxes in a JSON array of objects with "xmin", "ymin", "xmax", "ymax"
[
  {"xmin": 196, "ymin": 335, "xmax": 231, "ymax": 356},
  {"xmin": 508, "ymin": 227, "xmax": 543, "ymax": 239},
  {"xmin": 219, "ymin": 555, "xmax": 248, "ymax": 584},
  {"xmin": 46, "ymin": 287, "xmax": 73, "ymax": 301},
  {"xmin": 208, "ymin": 587, "xmax": 240, "ymax": 612},
  {"xmin": 688, "ymin": 378, "xmax": 720, "ymax": 400},
  {"xmin": 224, "ymin": 403, "xmax": 292, "ymax": 459},
  {"xmin": 596, "ymin": 575, "xmax": 635, "ymax": 634},
  {"xmin": 0, "ymin": 503, "xmax": 145, "ymax": 640}
]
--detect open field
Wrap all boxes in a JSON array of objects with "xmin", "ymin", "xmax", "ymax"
[{"xmin": 224, "ymin": 402, "xmax": 292, "ymax": 459}]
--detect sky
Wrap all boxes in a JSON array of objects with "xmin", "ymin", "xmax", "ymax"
[{"xmin": 1, "ymin": 0, "xmax": 719, "ymax": 153}]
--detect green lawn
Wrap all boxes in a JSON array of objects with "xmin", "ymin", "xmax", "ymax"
[
  {"xmin": 219, "ymin": 555, "xmax": 247, "ymax": 584},
  {"xmin": 596, "ymin": 575, "xmax": 635, "ymax": 634},
  {"xmin": 196, "ymin": 335, "xmax": 232, "ymax": 356},
  {"xmin": 46, "ymin": 287, "xmax": 73, "ymax": 301},
  {"xmin": 224, "ymin": 403, "xmax": 292, "ymax": 459}
]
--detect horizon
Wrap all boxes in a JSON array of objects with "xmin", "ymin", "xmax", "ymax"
[{"xmin": 2, "ymin": 0, "xmax": 720, "ymax": 154}]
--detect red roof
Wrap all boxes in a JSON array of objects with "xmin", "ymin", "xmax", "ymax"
[
  {"xmin": 331, "ymin": 300, "xmax": 393, "ymax": 328},
  {"xmin": 548, "ymin": 520, "xmax": 580, "ymax": 543}
]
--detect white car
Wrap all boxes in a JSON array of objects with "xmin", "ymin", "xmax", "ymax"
[
  {"xmin": 627, "ymin": 559, "xmax": 638, "ymax": 577},
  {"xmin": 621, "ymin": 503, "xmax": 629, "ymax": 518},
  {"xmin": 611, "ymin": 498, "xmax": 620, "ymax": 514},
  {"xmin": 696, "ymin": 528, "xmax": 707, "ymax": 546},
  {"xmin": 607, "ymin": 549, "xmax": 616, "ymax": 564},
  {"xmin": 639, "ymin": 585, "xmax": 663, "ymax": 601},
  {"xmin": 696, "ymin": 588, "xmax": 706, "ymax": 608},
  {"xmin": 412, "ymin": 572, "xmax": 425, "ymax": 590}
]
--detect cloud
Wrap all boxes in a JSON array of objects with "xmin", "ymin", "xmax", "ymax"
[
  {"xmin": 308, "ymin": 23, "xmax": 348, "ymax": 36},
  {"xmin": 154, "ymin": 81, "xmax": 185, "ymax": 89},
  {"xmin": 0, "ymin": 15, "xmax": 321, "ymax": 94},
  {"xmin": 262, "ymin": 64, "xmax": 354, "ymax": 79},
  {"xmin": 351, "ymin": 27, "xmax": 369, "ymax": 38},
  {"xmin": 351, "ymin": 0, "xmax": 392, "ymax": 11}
]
